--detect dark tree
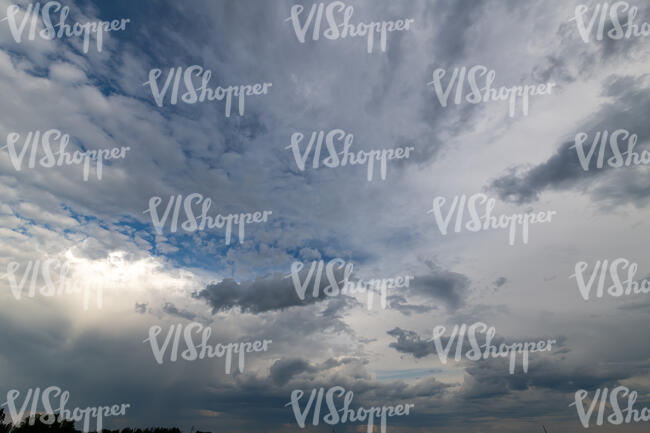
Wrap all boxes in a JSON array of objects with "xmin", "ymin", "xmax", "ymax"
[{"xmin": 0, "ymin": 411, "xmax": 209, "ymax": 433}]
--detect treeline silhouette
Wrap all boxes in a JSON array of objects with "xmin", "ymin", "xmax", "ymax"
[{"xmin": 0, "ymin": 409, "xmax": 211, "ymax": 433}]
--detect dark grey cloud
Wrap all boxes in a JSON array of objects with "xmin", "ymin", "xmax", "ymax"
[
  {"xmin": 161, "ymin": 301, "xmax": 197, "ymax": 321},
  {"xmin": 387, "ymin": 327, "xmax": 565, "ymax": 360},
  {"xmin": 194, "ymin": 270, "xmax": 334, "ymax": 314},
  {"xmin": 596, "ymin": 4, "xmax": 650, "ymax": 60},
  {"xmin": 269, "ymin": 358, "xmax": 316, "ymax": 386},
  {"xmin": 461, "ymin": 355, "xmax": 650, "ymax": 399},
  {"xmin": 387, "ymin": 327, "xmax": 436, "ymax": 359},
  {"xmin": 388, "ymin": 295, "xmax": 437, "ymax": 316},
  {"xmin": 489, "ymin": 74, "xmax": 650, "ymax": 205},
  {"xmin": 535, "ymin": 4, "xmax": 650, "ymax": 87},
  {"xmin": 407, "ymin": 263, "xmax": 471, "ymax": 310}
]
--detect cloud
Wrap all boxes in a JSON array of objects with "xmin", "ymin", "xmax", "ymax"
[
  {"xmin": 406, "ymin": 262, "xmax": 471, "ymax": 310},
  {"xmin": 460, "ymin": 356, "xmax": 650, "ymax": 399},
  {"xmin": 162, "ymin": 301, "xmax": 197, "ymax": 321},
  {"xmin": 194, "ymin": 263, "xmax": 354, "ymax": 314},
  {"xmin": 489, "ymin": 74, "xmax": 650, "ymax": 206},
  {"xmin": 1, "ymin": 0, "xmax": 649, "ymax": 432},
  {"xmin": 387, "ymin": 327, "xmax": 565, "ymax": 361},
  {"xmin": 387, "ymin": 327, "xmax": 437, "ymax": 359},
  {"xmin": 269, "ymin": 358, "xmax": 316, "ymax": 386},
  {"xmin": 388, "ymin": 295, "xmax": 437, "ymax": 316}
]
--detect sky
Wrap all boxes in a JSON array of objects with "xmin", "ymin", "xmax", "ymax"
[{"xmin": 0, "ymin": 0, "xmax": 649, "ymax": 432}]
